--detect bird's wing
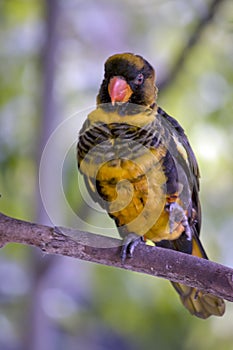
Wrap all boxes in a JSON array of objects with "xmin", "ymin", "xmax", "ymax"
[{"xmin": 157, "ymin": 106, "xmax": 201, "ymax": 236}]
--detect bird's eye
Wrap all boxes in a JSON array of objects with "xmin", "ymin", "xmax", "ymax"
[{"xmin": 134, "ymin": 73, "xmax": 144, "ymax": 85}]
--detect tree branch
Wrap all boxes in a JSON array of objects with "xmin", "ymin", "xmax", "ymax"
[
  {"xmin": 158, "ymin": 0, "xmax": 225, "ymax": 90},
  {"xmin": 0, "ymin": 212, "xmax": 233, "ymax": 302}
]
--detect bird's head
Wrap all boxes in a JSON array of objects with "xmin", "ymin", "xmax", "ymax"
[{"xmin": 97, "ymin": 53, "xmax": 158, "ymax": 109}]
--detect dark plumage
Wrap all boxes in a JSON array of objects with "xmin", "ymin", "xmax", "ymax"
[{"xmin": 77, "ymin": 53, "xmax": 225, "ymax": 318}]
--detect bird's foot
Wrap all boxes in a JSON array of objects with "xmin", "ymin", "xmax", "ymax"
[
  {"xmin": 121, "ymin": 233, "xmax": 144, "ymax": 263},
  {"xmin": 166, "ymin": 202, "xmax": 192, "ymax": 240}
]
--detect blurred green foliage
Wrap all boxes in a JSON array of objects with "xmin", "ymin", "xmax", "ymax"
[{"xmin": 0, "ymin": 0, "xmax": 233, "ymax": 349}]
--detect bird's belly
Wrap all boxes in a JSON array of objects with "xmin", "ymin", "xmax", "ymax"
[{"xmin": 95, "ymin": 149, "xmax": 183, "ymax": 241}]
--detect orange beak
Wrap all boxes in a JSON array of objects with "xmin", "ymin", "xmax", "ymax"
[{"xmin": 108, "ymin": 76, "xmax": 133, "ymax": 105}]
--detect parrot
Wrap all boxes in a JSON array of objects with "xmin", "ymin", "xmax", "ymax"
[{"xmin": 77, "ymin": 53, "xmax": 225, "ymax": 318}]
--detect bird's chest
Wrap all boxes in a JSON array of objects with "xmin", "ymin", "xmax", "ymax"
[
  {"xmin": 93, "ymin": 141, "xmax": 170, "ymax": 236},
  {"xmin": 78, "ymin": 119, "xmax": 180, "ymax": 240}
]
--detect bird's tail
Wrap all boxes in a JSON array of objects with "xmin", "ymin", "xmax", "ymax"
[
  {"xmin": 171, "ymin": 234, "xmax": 225, "ymax": 318},
  {"xmin": 171, "ymin": 282, "xmax": 225, "ymax": 318}
]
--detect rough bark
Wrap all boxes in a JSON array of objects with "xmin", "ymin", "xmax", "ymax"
[{"xmin": 0, "ymin": 212, "xmax": 233, "ymax": 302}]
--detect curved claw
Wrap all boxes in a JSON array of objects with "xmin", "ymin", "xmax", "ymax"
[
  {"xmin": 166, "ymin": 202, "xmax": 192, "ymax": 240},
  {"xmin": 121, "ymin": 233, "xmax": 144, "ymax": 263}
]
